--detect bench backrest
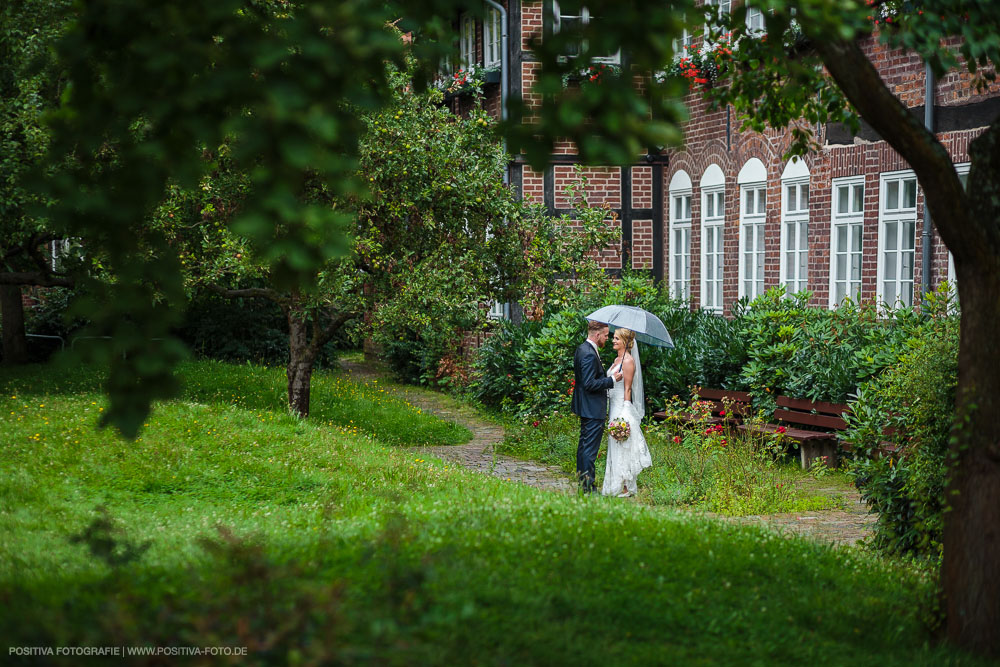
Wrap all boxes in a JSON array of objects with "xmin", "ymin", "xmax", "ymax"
[
  {"xmin": 696, "ymin": 388, "xmax": 753, "ymax": 417},
  {"xmin": 774, "ymin": 395, "xmax": 852, "ymax": 430}
]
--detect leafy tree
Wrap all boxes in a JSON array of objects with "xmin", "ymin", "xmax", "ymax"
[
  {"xmin": 514, "ymin": 0, "xmax": 1000, "ymax": 654},
  {"xmin": 0, "ymin": 0, "xmax": 75, "ymax": 364},
  {"xmin": 28, "ymin": 0, "xmax": 470, "ymax": 435}
]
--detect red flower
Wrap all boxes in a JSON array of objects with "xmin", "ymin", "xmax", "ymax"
[
  {"xmin": 719, "ymin": 410, "xmax": 726, "ymax": 417},
  {"xmin": 721, "ymin": 439, "xmax": 727, "ymax": 446},
  {"xmin": 532, "ymin": 421, "xmax": 540, "ymax": 427},
  {"xmin": 776, "ymin": 426, "xmax": 787, "ymax": 434},
  {"xmin": 673, "ymin": 436, "xmax": 681, "ymax": 444}
]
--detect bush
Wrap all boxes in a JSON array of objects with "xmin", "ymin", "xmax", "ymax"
[
  {"xmin": 843, "ymin": 304, "xmax": 959, "ymax": 560},
  {"xmin": 516, "ymin": 309, "xmax": 585, "ymax": 417},
  {"xmin": 468, "ymin": 318, "xmax": 542, "ymax": 410},
  {"xmin": 178, "ymin": 289, "xmax": 350, "ymax": 368}
]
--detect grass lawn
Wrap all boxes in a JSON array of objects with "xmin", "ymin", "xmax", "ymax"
[{"xmin": 0, "ymin": 359, "xmax": 986, "ymax": 665}]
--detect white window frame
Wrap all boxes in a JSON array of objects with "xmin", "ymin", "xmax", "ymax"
[
  {"xmin": 948, "ymin": 163, "xmax": 970, "ymax": 287},
  {"xmin": 829, "ymin": 176, "xmax": 865, "ymax": 308},
  {"xmin": 483, "ymin": 5, "xmax": 502, "ymax": 69},
  {"xmin": 460, "ymin": 13, "xmax": 477, "ymax": 67},
  {"xmin": 552, "ymin": 1, "xmax": 621, "ymax": 63},
  {"xmin": 488, "ymin": 300, "xmax": 506, "ymax": 320},
  {"xmin": 738, "ymin": 182, "xmax": 767, "ymax": 300},
  {"xmin": 746, "ymin": 6, "xmax": 765, "ymax": 35},
  {"xmin": 877, "ymin": 169, "xmax": 919, "ymax": 308},
  {"xmin": 669, "ymin": 187, "xmax": 693, "ymax": 300},
  {"xmin": 701, "ymin": 187, "xmax": 726, "ymax": 314},
  {"xmin": 780, "ymin": 177, "xmax": 809, "ymax": 296}
]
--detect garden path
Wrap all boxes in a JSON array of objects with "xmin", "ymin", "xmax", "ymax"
[
  {"xmin": 339, "ymin": 357, "xmax": 574, "ymax": 492},
  {"xmin": 338, "ymin": 357, "xmax": 875, "ymax": 547}
]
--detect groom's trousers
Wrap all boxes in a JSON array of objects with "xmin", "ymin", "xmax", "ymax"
[{"xmin": 577, "ymin": 417, "xmax": 604, "ymax": 493}]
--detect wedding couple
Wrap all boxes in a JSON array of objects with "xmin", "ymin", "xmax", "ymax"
[{"xmin": 571, "ymin": 320, "xmax": 652, "ymax": 497}]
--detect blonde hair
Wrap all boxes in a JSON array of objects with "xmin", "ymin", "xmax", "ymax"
[{"xmin": 616, "ymin": 328, "xmax": 636, "ymax": 353}]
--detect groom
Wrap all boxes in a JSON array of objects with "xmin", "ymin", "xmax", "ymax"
[{"xmin": 571, "ymin": 320, "xmax": 622, "ymax": 493}]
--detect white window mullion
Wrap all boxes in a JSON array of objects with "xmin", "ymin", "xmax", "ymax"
[
  {"xmin": 460, "ymin": 13, "xmax": 477, "ymax": 67},
  {"xmin": 701, "ymin": 187, "xmax": 725, "ymax": 313},
  {"xmin": 878, "ymin": 171, "xmax": 917, "ymax": 308},
  {"xmin": 830, "ymin": 177, "xmax": 865, "ymax": 307},
  {"xmin": 484, "ymin": 6, "xmax": 502, "ymax": 69},
  {"xmin": 670, "ymin": 191, "xmax": 692, "ymax": 300},
  {"xmin": 781, "ymin": 179, "xmax": 809, "ymax": 296},
  {"xmin": 739, "ymin": 183, "xmax": 766, "ymax": 300}
]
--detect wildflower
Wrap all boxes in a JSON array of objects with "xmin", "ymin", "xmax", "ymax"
[
  {"xmin": 532, "ymin": 421, "xmax": 540, "ymax": 427},
  {"xmin": 776, "ymin": 426, "xmax": 787, "ymax": 434},
  {"xmin": 673, "ymin": 436, "xmax": 681, "ymax": 444},
  {"xmin": 719, "ymin": 410, "xmax": 726, "ymax": 417}
]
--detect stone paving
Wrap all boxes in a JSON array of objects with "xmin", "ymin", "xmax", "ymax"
[{"xmin": 339, "ymin": 357, "xmax": 875, "ymax": 546}]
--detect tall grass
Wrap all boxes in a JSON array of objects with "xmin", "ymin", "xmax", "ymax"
[{"xmin": 0, "ymin": 360, "xmax": 986, "ymax": 665}]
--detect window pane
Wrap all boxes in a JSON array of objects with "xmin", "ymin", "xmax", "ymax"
[
  {"xmin": 684, "ymin": 196, "xmax": 692, "ymax": 219},
  {"xmin": 835, "ymin": 282, "xmax": 846, "ymax": 303},
  {"xmin": 706, "ymin": 196, "xmax": 714, "ymax": 218},
  {"xmin": 798, "ymin": 222, "xmax": 808, "ymax": 250},
  {"xmin": 798, "ymin": 251, "xmax": 808, "ymax": 281},
  {"xmin": 904, "ymin": 179, "xmax": 916, "ymax": 208},
  {"xmin": 786, "ymin": 185, "xmax": 795, "ymax": 212},
  {"xmin": 836, "ymin": 254, "xmax": 847, "ymax": 280},
  {"xmin": 836, "ymin": 225, "xmax": 848, "ymax": 252},
  {"xmin": 852, "ymin": 184, "xmax": 863, "ymax": 212},
  {"xmin": 758, "ymin": 188, "xmax": 765, "ymax": 210},
  {"xmin": 903, "ymin": 221, "xmax": 915, "ymax": 250},
  {"xmin": 850, "ymin": 253, "xmax": 861, "ymax": 281},
  {"xmin": 885, "ymin": 221, "xmax": 898, "ymax": 250},
  {"xmin": 902, "ymin": 249, "xmax": 913, "ymax": 279},
  {"xmin": 837, "ymin": 186, "xmax": 848, "ymax": 214},
  {"xmin": 902, "ymin": 282, "xmax": 913, "ymax": 307},
  {"xmin": 884, "ymin": 281, "xmax": 896, "ymax": 304},
  {"xmin": 886, "ymin": 180, "xmax": 899, "ymax": 210},
  {"xmin": 885, "ymin": 252, "xmax": 897, "ymax": 280},
  {"xmin": 851, "ymin": 224, "xmax": 862, "ymax": 252},
  {"xmin": 744, "ymin": 189, "xmax": 753, "ymax": 214},
  {"xmin": 799, "ymin": 184, "xmax": 809, "ymax": 210},
  {"xmin": 716, "ymin": 192, "xmax": 724, "ymax": 213}
]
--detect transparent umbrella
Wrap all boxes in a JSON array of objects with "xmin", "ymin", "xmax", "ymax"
[{"xmin": 585, "ymin": 305, "xmax": 674, "ymax": 348}]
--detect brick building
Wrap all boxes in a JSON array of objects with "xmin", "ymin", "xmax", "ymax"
[{"xmin": 443, "ymin": 1, "xmax": 1000, "ymax": 313}]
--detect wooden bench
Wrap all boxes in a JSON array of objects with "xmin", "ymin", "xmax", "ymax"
[
  {"xmin": 738, "ymin": 395, "xmax": 851, "ymax": 469},
  {"xmin": 653, "ymin": 388, "xmax": 753, "ymax": 427}
]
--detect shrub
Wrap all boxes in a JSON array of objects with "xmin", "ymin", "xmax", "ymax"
[
  {"xmin": 516, "ymin": 310, "xmax": 585, "ymax": 417},
  {"xmin": 842, "ymin": 297, "xmax": 959, "ymax": 560},
  {"xmin": 468, "ymin": 318, "xmax": 542, "ymax": 410}
]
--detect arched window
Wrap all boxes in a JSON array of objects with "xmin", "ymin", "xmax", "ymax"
[
  {"xmin": 737, "ymin": 158, "xmax": 767, "ymax": 300},
  {"xmin": 700, "ymin": 164, "xmax": 726, "ymax": 313},
  {"xmin": 668, "ymin": 170, "xmax": 693, "ymax": 300},
  {"xmin": 780, "ymin": 157, "xmax": 810, "ymax": 296}
]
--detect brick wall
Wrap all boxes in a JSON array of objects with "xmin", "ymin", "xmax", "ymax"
[{"xmin": 661, "ymin": 30, "xmax": 993, "ymax": 314}]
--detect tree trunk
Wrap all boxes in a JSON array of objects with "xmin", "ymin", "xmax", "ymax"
[
  {"xmin": 814, "ymin": 39, "xmax": 1000, "ymax": 656},
  {"xmin": 1, "ymin": 284, "xmax": 29, "ymax": 366},
  {"xmin": 286, "ymin": 305, "xmax": 316, "ymax": 419},
  {"xmin": 940, "ymin": 122, "xmax": 1000, "ymax": 658}
]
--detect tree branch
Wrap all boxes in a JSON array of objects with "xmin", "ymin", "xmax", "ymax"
[
  {"xmin": 207, "ymin": 284, "xmax": 288, "ymax": 306},
  {"xmin": 0, "ymin": 272, "xmax": 74, "ymax": 287},
  {"xmin": 814, "ymin": 38, "xmax": 979, "ymax": 262}
]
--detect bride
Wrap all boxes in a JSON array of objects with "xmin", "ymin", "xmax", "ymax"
[{"xmin": 601, "ymin": 327, "xmax": 652, "ymax": 497}]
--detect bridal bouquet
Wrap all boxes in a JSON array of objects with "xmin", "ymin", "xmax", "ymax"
[{"xmin": 608, "ymin": 418, "xmax": 630, "ymax": 442}]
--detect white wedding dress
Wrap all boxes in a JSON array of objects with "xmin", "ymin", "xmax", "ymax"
[{"xmin": 601, "ymin": 358, "xmax": 652, "ymax": 497}]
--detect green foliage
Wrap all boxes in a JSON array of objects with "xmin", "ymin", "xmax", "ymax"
[
  {"xmin": 516, "ymin": 310, "xmax": 583, "ymax": 418},
  {"xmin": 843, "ymin": 299, "xmax": 960, "ymax": 560},
  {"xmin": 469, "ymin": 319, "xmax": 542, "ymax": 410}
]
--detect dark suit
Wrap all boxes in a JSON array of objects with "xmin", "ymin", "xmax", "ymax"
[{"xmin": 571, "ymin": 340, "xmax": 614, "ymax": 492}]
